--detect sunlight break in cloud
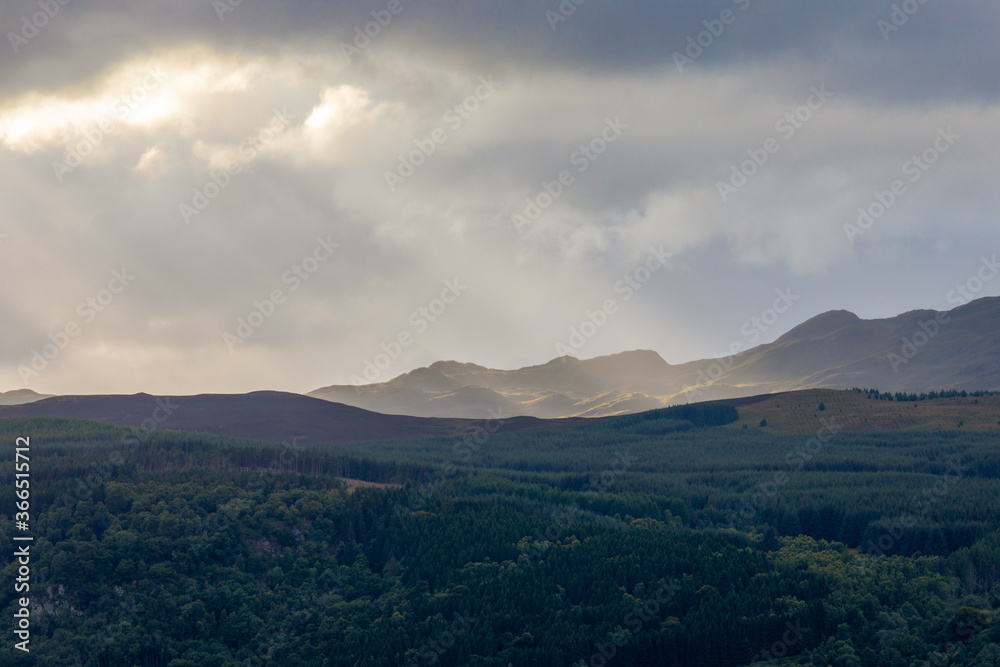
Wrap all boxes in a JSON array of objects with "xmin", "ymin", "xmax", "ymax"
[{"xmin": 0, "ymin": 50, "xmax": 262, "ymax": 154}]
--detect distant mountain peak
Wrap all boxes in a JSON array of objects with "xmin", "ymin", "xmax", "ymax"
[
  {"xmin": 0, "ymin": 388, "xmax": 53, "ymax": 406},
  {"xmin": 1, "ymin": 389, "xmax": 43, "ymax": 397},
  {"xmin": 535, "ymin": 356, "xmax": 579, "ymax": 367},
  {"xmin": 610, "ymin": 349, "xmax": 670, "ymax": 365},
  {"xmin": 426, "ymin": 360, "xmax": 488, "ymax": 373},
  {"xmin": 776, "ymin": 309, "xmax": 861, "ymax": 343}
]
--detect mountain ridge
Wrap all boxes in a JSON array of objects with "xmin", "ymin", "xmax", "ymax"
[
  {"xmin": 0, "ymin": 390, "xmax": 590, "ymax": 444},
  {"xmin": 309, "ymin": 296, "xmax": 1000, "ymax": 418},
  {"xmin": 6, "ymin": 298, "xmax": 998, "ymax": 421}
]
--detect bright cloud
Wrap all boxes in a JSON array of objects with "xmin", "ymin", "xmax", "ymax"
[{"xmin": 0, "ymin": 1, "xmax": 998, "ymax": 394}]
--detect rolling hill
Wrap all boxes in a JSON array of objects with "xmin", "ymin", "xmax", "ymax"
[
  {"xmin": 0, "ymin": 388, "xmax": 52, "ymax": 406},
  {"xmin": 0, "ymin": 391, "xmax": 583, "ymax": 445}
]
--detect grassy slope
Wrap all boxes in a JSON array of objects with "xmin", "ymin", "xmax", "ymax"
[{"xmin": 720, "ymin": 388, "xmax": 1000, "ymax": 434}]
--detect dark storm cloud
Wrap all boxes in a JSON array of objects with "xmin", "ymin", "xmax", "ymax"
[
  {"xmin": 3, "ymin": 1, "xmax": 998, "ymax": 103},
  {"xmin": 0, "ymin": 0, "xmax": 998, "ymax": 394}
]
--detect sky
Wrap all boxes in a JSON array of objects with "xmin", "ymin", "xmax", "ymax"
[{"xmin": 1, "ymin": 0, "xmax": 998, "ymax": 396}]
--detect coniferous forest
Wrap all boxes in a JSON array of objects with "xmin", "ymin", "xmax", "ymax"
[{"xmin": 2, "ymin": 395, "xmax": 1000, "ymax": 666}]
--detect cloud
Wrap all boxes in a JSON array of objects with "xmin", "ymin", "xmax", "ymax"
[{"xmin": 0, "ymin": 2, "xmax": 998, "ymax": 395}]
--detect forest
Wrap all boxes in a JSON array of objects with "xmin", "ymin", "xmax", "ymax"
[{"xmin": 1, "ymin": 393, "xmax": 999, "ymax": 666}]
